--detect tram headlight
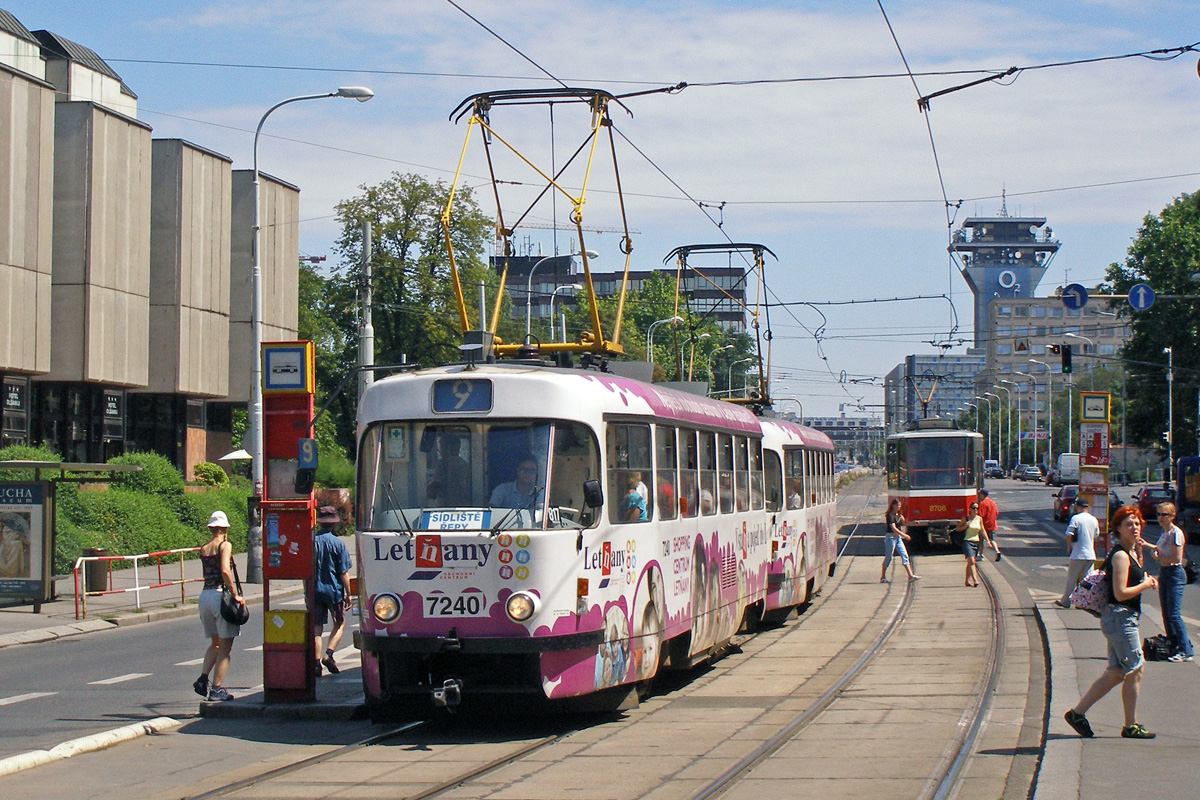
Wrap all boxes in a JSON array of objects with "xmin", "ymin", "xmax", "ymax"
[
  {"xmin": 372, "ymin": 593, "xmax": 402, "ymax": 623},
  {"xmin": 505, "ymin": 591, "xmax": 539, "ymax": 622}
]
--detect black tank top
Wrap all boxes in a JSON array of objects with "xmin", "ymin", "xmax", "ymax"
[
  {"xmin": 201, "ymin": 553, "xmax": 223, "ymax": 590},
  {"xmin": 1103, "ymin": 544, "xmax": 1145, "ymax": 612}
]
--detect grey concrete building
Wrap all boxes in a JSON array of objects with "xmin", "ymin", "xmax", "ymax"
[
  {"xmin": 0, "ymin": 8, "xmax": 300, "ymax": 478},
  {"xmin": 0, "ymin": 10, "xmax": 54, "ymax": 446}
]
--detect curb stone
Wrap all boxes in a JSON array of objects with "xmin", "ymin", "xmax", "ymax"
[{"xmin": 0, "ymin": 717, "xmax": 181, "ymax": 777}]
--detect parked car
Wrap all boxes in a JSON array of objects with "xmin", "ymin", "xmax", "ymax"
[
  {"xmin": 1017, "ymin": 465, "xmax": 1042, "ymax": 481},
  {"xmin": 1133, "ymin": 486, "xmax": 1174, "ymax": 521},
  {"xmin": 1052, "ymin": 485, "xmax": 1079, "ymax": 522},
  {"xmin": 1108, "ymin": 489, "xmax": 1122, "ymax": 520},
  {"xmin": 983, "ymin": 459, "xmax": 1004, "ymax": 479}
]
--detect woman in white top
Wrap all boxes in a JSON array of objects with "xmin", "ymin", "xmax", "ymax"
[
  {"xmin": 956, "ymin": 501, "xmax": 993, "ymax": 588},
  {"xmin": 1143, "ymin": 502, "xmax": 1193, "ymax": 661}
]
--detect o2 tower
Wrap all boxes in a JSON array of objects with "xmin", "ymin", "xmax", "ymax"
[{"xmin": 951, "ymin": 195, "xmax": 1060, "ymax": 348}]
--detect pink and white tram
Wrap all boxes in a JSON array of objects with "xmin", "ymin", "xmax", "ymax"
[
  {"xmin": 353, "ymin": 362, "xmax": 837, "ymax": 714},
  {"xmin": 885, "ymin": 418, "xmax": 984, "ymax": 548}
]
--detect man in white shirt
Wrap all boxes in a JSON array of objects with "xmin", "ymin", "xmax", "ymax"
[{"xmin": 1055, "ymin": 496, "xmax": 1100, "ymax": 608}]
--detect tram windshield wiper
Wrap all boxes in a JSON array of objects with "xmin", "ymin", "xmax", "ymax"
[
  {"xmin": 385, "ymin": 480, "xmax": 414, "ymax": 533},
  {"xmin": 489, "ymin": 486, "xmax": 542, "ymax": 536}
]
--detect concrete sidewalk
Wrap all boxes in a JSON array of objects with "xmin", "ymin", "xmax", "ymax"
[
  {"xmin": 0, "ymin": 548, "xmax": 306, "ymax": 649},
  {"xmin": 1035, "ymin": 594, "xmax": 1199, "ymax": 799}
]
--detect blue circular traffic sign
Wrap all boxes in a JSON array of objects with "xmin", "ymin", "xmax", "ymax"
[
  {"xmin": 1061, "ymin": 283, "xmax": 1088, "ymax": 310},
  {"xmin": 1128, "ymin": 282, "xmax": 1155, "ymax": 311}
]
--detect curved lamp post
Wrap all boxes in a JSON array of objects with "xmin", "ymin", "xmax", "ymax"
[
  {"xmin": 1029, "ymin": 359, "xmax": 1054, "ymax": 467},
  {"xmin": 984, "ymin": 392, "xmax": 1000, "ymax": 463},
  {"xmin": 646, "ymin": 316, "xmax": 683, "ymax": 365},
  {"xmin": 705, "ymin": 345, "xmax": 734, "ymax": 392},
  {"xmin": 249, "ymin": 87, "xmax": 373, "ymax": 503},
  {"xmin": 526, "ymin": 250, "xmax": 597, "ymax": 337},
  {"xmin": 963, "ymin": 402, "xmax": 978, "ymax": 432},
  {"xmin": 992, "ymin": 385, "xmax": 1010, "ymax": 470},
  {"xmin": 727, "ymin": 357, "xmax": 754, "ymax": 398},
  {"xmin": 549, "ymin": 283, "xmax": 582, "ymax": 341},
  {"xmin": 1000, "ymin": 379, "xmax": 1020, "ymax": 467}
]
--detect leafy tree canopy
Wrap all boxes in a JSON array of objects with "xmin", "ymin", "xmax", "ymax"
[{"xmin": 1104, "ymin": 190, "xmax": 1200, "ymax": 455}]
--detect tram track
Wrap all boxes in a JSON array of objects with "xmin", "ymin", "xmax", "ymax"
[{"xmin": 176, "ymin": 478, "xmax": 1010, "ymax": 800}]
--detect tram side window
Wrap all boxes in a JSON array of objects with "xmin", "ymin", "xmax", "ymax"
[
  {"xmin": 548, "ymin": 421, "xmax": 601, "ymax": 528},
  {"xmin": 656, "ymin": 425, "xmax": 678, "ymax": 521},
  {"xmin": 700, "ymin": 431, "xmax": 717, "ymax": 516},
  {"xmin": 718, "ymin": 433, "xmax": 735, "ymax": 513},
  {"xmin": 680, "ymin": 429, "xmax": 699, "ymax": 518},
  {"xmin": 607, "ymin": 422, "xmax": 653, "ymax": 524},
  {"xmin": 785, "ymin": 449, "xmax": 803, "ymax": 509},
  {"xmin": 734, "ymin": 436, "xmax": 749, "ymax": 512},
  {"xmin": 750, "ymin": 438, "xmax": 764, "ymax": 510},
  {"xmin": 825, "ymin": 451, "xmax": 833, "ymax": 502},
  {"xmin": 764, "ymin": 448, "xmax": 782, "ymax": 512}
]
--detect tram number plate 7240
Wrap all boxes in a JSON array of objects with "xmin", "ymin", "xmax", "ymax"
[{"xmin": 424, "ymin": 593, "xmax": 487, "ymax": 617}]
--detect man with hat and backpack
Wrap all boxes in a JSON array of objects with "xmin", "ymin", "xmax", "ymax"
[
  {"xmin": 1055, "ymin": 496, "xmax": 1099, "ymax": 608},
  {"xmin": 313, "ymin": 506, "xmax": 353, "ymax": 675}
]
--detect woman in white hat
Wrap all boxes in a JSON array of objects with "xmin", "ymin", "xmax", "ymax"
[{"xmin": 193, "ymin": 510, "xmax": 241, "ymax": 701}]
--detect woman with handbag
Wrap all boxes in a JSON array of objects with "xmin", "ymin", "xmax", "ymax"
[
  {"xmin": 955, "ymin": 501, "xmax": 992, "ymax": 587},
  {"xmin": 193, "ymin": 511, "xmax": 242, "ymax": 702},
  {"xmin": 1064, "ymin": 505, "xmax": 1159, "ymax": 739},
  {"xmin": 1143, "ymin": 502, "xmax": 1194, "ymax": 662}
]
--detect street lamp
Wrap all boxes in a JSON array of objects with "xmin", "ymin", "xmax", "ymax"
[
  {"xmin": 705, "ymin": 345, "xmax": 734, "ymax": 392},
  {"xmin": 728, "ymin": 357, "xmax": 754, "ymax": 398},
  {"xmin": 992, "ymin": 385, "xmax": 1010, "ymax": 470},
  {"xmin": 1165, "ymin": 346, "xmax": 1174, "ymax": 484},
  {"xmin": 549, "ymin": 283, "xmax": 582, "ymax": 342},
  {"xmin": 646, "ymin": 316, "xmax": 684, "ymax": 365},
  {"xmin": 1030, "ymin": 359, "xmax": 1053, "ymax": 467},
  {"xmin": 984, "ymin": 392, "xmax": 999, "ymax": 462},
  {"xmin": 249, "ymin": 85, "xmax": 374, "ymax": 514},
  {"xmin": 963, "ymin": 402, "xmax": 978, "ymax": 432},
  {"xmin": 526, "ymin": 250, "xmax": 598, "ymax": 337},
  {"xmin": 1000, "ymin": 379, "xmax": 1020, "ymax": 467}
]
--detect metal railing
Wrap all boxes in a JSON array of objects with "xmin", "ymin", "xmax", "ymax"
[{"xmin": 73, "ymin": 547, "xmax": 203, "ymax": 620}]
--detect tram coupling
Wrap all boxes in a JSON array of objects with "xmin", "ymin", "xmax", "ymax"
[{"xmin": 432, "ymin": 678, "xmax": 464, "ymax": 710}]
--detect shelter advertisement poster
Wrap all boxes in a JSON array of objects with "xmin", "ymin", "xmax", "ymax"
[{"xmin": 0, "ymin": 482, "xmax": 49, "ymax": 598}]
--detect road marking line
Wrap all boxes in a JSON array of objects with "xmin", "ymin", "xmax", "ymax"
[
  {"xmin": 0, "ymin": 692, "xmax": 57, "ymax": 707},
  {"xmin": 174, "ymin": 658, "xmax": 205, "ymax": 667},
  {"xmin": 88, "ymin": 673, "xmax": 152, "ymax": 685}
]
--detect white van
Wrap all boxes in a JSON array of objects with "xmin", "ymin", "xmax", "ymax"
[{"xmin": 1053, "ymin": 453, "xmax": 1079, "ymax": 486}]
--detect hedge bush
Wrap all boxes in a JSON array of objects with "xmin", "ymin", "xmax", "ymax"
[
  {"xmin": 193, "ymin": 462, "xmax": 229, "ymax": 486},
  {"xmin": 107, "ymin": 451, "xmax": 185, "ymax": 497}
]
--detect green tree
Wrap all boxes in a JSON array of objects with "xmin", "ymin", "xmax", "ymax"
[
  {"xmin": 1104, "ymin": 191, "xmax": 1200, "ymax": 458},
  {"xmin": 319, "ymin": 173, "xmax": 497, "ymax": 455}
]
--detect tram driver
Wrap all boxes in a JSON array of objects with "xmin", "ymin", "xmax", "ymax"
[
  {"xmin": 426, "ymin": 431, "xmax": 472, "ymax": 507},
  {"xmin": 490, "ymin": 454, "xmax": 545, "ymax": 509}
]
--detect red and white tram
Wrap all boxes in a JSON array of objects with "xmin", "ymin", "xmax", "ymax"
[
  {"xmin": 885, "ymin": 419, "xmax": 984, "ymax": 548},
  {"xmin": 353, "ymin": 363, "xmax": 837, "ymax": 714}
]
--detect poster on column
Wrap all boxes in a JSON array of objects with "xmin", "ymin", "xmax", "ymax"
[
  {"xmin": 0, "ymin": 482, "xmax": 48, "ymax": 599},
  {"xmin": 1080, "ymin": 423, "xmax": 1109, "ymax": 466}
]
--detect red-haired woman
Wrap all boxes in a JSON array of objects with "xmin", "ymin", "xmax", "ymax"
[{"xmin": 1064, "ymin": 505, "xmax": 1159, "ymax": 739}]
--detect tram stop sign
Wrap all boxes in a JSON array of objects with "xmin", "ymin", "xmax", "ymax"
[
  {"xmin": 1061, "ymin": 283, "xmax": 1088, "ymax": 310},
  {"xmin": 1128, "ymin": 282, "xmax": 1155, "ymax": 311}
]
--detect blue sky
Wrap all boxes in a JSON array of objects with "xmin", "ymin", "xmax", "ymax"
[{"xmin": 6, "ymin": 1, "xmax": 1199, "ymax": 416}]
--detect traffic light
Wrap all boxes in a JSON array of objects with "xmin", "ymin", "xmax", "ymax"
[{"xmin": 1061, "ymin": 344, "xmax": 1072, "ymax": 374}]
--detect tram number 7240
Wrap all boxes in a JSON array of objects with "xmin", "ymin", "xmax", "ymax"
[{"xmin": 425, "ymin": 593, "xmax": 486, "ymax": 617}]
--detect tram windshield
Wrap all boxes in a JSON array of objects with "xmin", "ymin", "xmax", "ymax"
[
  {"xmin": 357, "ymin": 419, "xmax": 601, "ymax": 532},
  {"xmin": 894, "ymin": 437, "xmax": 975, "ymax": 490}
]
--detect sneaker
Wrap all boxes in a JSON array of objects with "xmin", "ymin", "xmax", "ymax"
[
  {"xmin": 322, "ymin": 653, "xmax": 340, "ymax": 674},
  {"xmin": 1167, "ymin": 652, "xmax": 1194, "ymax": 662},
  {"xmin": 192, "ymin": 674, "xmax": 209, "ymax": 698},
  {"xmin": 1121, "ymin": 723, "xmax": 1156, "ymax": 739},
  {"xmin": 207, "ymin": 686, "xmax": 234, "ymax": 702},
  {"xmin": 1064, "ymin": 709, "xmax": 1094, "ymax": 738}
]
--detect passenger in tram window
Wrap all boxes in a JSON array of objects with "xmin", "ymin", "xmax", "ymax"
[
  {"xmin": 787, "ymin": 480, "xmax": 803, "ymax": 510},
  {"xmin": 680, "ymin": 475, "xmax": 698, "ymax": 518},
  {"xmin": 632, "ymin": 471, "xmax": 649, "ymax": 505},
  {"xmin": 426, "ymin": 432, "xmax": 471, "ymax": 507},
  {"xmin": 657, "ymin": 477, "xmax": 676, "ymax": 520},
  {"xmin": 489, "ymin": 454, "xmax": 544, "ymax": 509},
  {"xmin": 955, "ymin": 501, "xmax": 993, "ymax": 587},
  {"xmin": 621, "ymin": 472, "xmax": 648, "ymax": 522},
  {"xmin": 700, "ymin": 488, "xmax": 714, "ymax": 515}
]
